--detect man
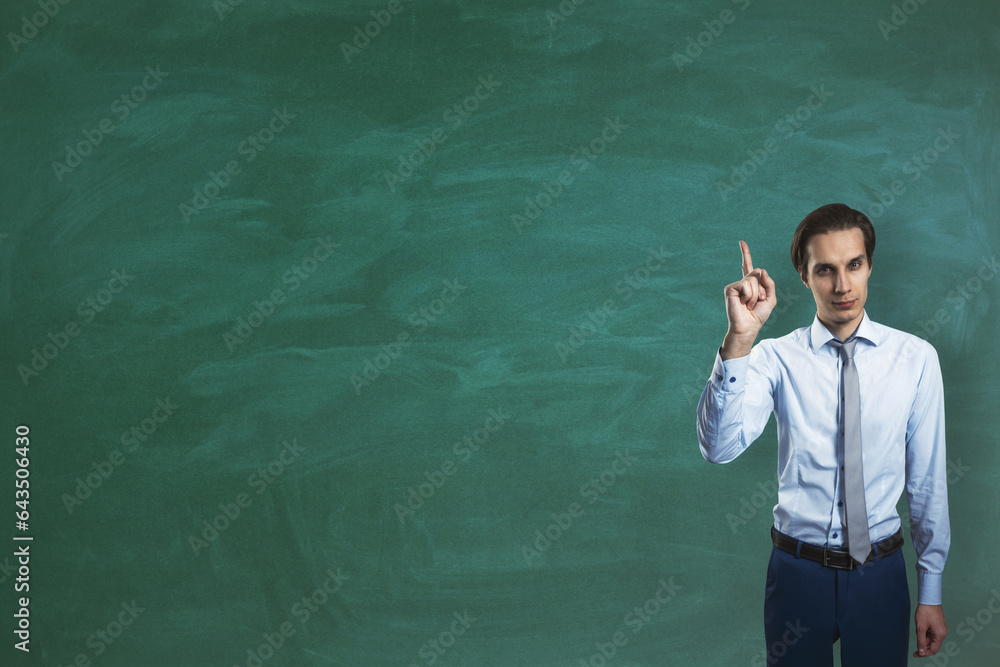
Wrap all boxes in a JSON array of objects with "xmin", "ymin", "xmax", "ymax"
[{"xmin": 696, "ymin": 203, "xmax": 950, "ymax": 665}]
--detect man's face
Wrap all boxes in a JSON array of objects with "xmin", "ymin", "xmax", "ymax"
[{"xmin": 800, "ymin": 228, "xmax": 872, "ymax": 338}]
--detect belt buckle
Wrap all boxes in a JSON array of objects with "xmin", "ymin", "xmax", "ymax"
[{"xmin": 822, "ymin": 548, "xmax": 854, "ymax": 570}]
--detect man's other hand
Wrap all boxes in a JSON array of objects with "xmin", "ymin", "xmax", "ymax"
[{"xmin": 913, "ymin": 604, "xmax": 947, "ymax": 658}]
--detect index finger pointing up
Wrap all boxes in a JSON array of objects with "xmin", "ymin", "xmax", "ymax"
[{"xmin": 740, "ymin": 240, "xmax": 754, "ymax": 277}]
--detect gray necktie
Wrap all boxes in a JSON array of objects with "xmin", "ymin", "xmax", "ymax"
[{"xmin": 833, "ymin": 338, "xmax": 871, "ymax": 564}]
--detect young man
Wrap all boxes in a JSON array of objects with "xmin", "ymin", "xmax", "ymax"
[{"xmin": 696, "ymin": 204, "xmax": 950, "ymax": 665}]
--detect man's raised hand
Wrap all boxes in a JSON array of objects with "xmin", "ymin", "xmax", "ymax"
[{"xmin": 721, "ymin": 241, "xmax": 777, "ymax": 358}]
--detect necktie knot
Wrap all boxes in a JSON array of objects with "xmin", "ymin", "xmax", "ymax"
[{"xmin": 832, "ymin": 338, "xmax": 858, "ymax": 361}]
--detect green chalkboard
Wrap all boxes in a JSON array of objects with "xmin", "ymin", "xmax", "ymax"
[{"xmin": 1, "ymin": 0, "xmax": 998, "ymax": 664}]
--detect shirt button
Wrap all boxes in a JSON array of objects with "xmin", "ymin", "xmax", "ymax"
[
  {"xmin": 841, "ymin": 466, "xmax": 844, "ymax": 470},
  {"xmin": 833, "ymin": 532, "xmax": 838, "ymax": 539},
  {"xmin": 838, "ymin": 501, "xmax": 843, "ymax": 507},
  {"xmin": 729, "ymin": 377, "xmax": 736, "ymax": 383},
  {"xmin": 716, "ymin": 374, "xmax": 723, "ymax": 381}
]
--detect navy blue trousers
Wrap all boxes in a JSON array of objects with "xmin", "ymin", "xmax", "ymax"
[{"xmin": 763, "ymin": 531, "xmax": 910, "ymax": 666}]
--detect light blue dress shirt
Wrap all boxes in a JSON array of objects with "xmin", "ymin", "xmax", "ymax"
[{"xmin": 696, "ymin": 310, "xmax": 950, "ymax": 605}]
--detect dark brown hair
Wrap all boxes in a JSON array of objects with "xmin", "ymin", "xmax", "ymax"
[{"xmin": 790, "ymin": 203, "xmax": 875, "ymax": 282}]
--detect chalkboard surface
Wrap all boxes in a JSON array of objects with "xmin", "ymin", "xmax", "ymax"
[{"xmin": 1, "ymin": 0, "xmax": 998, "ymax": 665}]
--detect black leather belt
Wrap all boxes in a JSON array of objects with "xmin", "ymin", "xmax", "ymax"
[{"xmin": 771, "ymin": 526, "xmax": 904, "ymax": 570}]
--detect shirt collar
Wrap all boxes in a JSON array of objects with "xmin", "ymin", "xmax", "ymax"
[{"xmin": 808, "ymin": 308, "xmax": 881, "ymax": 354}]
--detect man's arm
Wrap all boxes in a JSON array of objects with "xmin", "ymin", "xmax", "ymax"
[
  {"xmin": 905, "ymin": 342, "xmax": 951, "ymax": 658},
  {"xmin": 696, "ymin": 343, "xmax": 775, "ymax": 463},
  {"xmin": 696, "ymin": 241, "xmax": 778, "ymax": 462}
]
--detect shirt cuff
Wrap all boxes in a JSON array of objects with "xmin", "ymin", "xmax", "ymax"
[
  {"xmin": 917, "ymin": 571, "xmax": 943, "ymax": 606},
  {"xmin": 711, "ymin": 347, "xmax": 750, "ymax": 392}
]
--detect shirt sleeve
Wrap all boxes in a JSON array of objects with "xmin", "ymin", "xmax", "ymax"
[
  {"xmin": 905, "ymin": 342, "xmax": 951, "ymax": 606},
  {"xmin": 696, "ymin": 343, "xmax": 775, "ymax": 464}
]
